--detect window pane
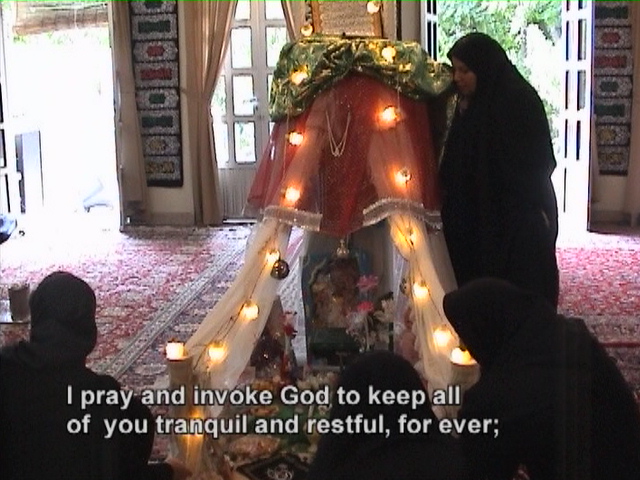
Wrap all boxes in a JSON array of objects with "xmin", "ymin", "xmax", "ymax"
[
  {"xmin": 266, "ymin": 27, "xmax": 287, "ymax": 68},
  {"xmin": 265, "ymin": 0, "xmax": 284, "ymax": 20},
  {"xmin": 232, "ymin": 75, "xmax": 255, "ymax": 116},
  {"xmin": 234, "ymin": 122, "xmax": 256, "ymax": 163},
  {"xmin": 235, "ymin": 0, "xmax": 250, "ymax": 20},
  {"xmin": 231, "ymin": 27, "xmax": 252, "ymax": 68},
  {"xmin": 267, "ymin": 74, "xmax": 274, "ymax": 97},
  {"xmin": 213, "ymin": 124, "xmax": 229, "ymax": 165},
  {"xmin": 211, "ymin": 75, "xmax": 226, "ymax": 122}
]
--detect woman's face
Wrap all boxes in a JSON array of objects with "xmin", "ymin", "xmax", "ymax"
[{"xmin": 451, "ymin": 57, "xmax": 477, "ymax": 97}]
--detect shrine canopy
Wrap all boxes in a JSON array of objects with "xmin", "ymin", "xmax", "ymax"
[{"xmin": 246, "ymin": 36, "xmax": 453, "ymax": 238}]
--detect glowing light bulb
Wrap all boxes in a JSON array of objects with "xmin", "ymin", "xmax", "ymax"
[
  {"xmin": 165, "ymin": 340, "xmax": 185, "ymax": 360},
  {"xmin": 290, "ymin": 69, "xmax": 308, "ymax": 85},
  {"xmin": 412, "ymin": 281, "xmax": 429, "ymax": 300},
  {"xmin": 433, "ymin": 327, "xmax": 454, "ymax": 349},
  {"xmin": 288, "ymin": 131, "xmax": 304, "ymax": 146},
  {"xmin": 367, "ymin": 1, "xmax": 381, "ymax": 14},
  {"xmin": 406, "ymin": 228, "xmax": 417, "ymax": 245},
  {"xmin": 381, "ymin": 46, "xmax": 396, "ymax": 62},
  {"xmin": 395, "ymin": 168, "xmax": 412, "ymax": 185},
  {"xmin": 283, "ymin": 186, "xmax": 301, "ymax": 205},
  {"xmin": 301, "ymin": 24, "xmax": 313, "ymax": 37},
  {"xmin": 207, "ymin": 341, "xmax": 227, "ymax": 364},
  {"xmin": 450, "ymin": 347, "xmax": 476, "ymax": 366},
  {"xmin": 241, "ymin": 301, "xmax": 260, "ymax": 322},
  {"xmin": 265, "ymin": 249, "xmax": 280, "ymax": 266},
  {"xmin": 378, "ymin": 106, "xmax": 399, "ymax": 126}
]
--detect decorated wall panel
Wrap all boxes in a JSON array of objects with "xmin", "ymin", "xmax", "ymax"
[
  {"xmin": 130, "ymin": 0, "xmax": 183, "ymax": 187},
  {"xmin": 594, "ymin": 1, "xmax": 633, "ymax": 176}
]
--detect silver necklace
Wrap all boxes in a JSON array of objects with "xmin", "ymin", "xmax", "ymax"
[{"xmin": 325, "ymin": 110, "xmax": 351, "ymax": 157}]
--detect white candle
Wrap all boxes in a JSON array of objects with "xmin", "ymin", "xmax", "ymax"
[{"xmin": 166, "ymin": 341, "xmax": 185, "ymax": 360}]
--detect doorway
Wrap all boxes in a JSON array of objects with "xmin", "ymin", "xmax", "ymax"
[
  {"xmin": 1, "ymin": 2, "xmax": 119, "ymax": 233},
  {"xmin": 212, "ymin": 0, "xmax": 289, "ymax": 219},
  {"xmin": 426, "ymin": 0, "xmax": 593, "ymax": 237}
]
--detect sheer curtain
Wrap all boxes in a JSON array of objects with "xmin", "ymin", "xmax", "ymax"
[
  {"xmin": 109, "ymin": 1, "xmax": 148, "ymax": 224},
  {"xmin": 183, "ymin": 1, "xmax": 237, "ymax": 226},
  {"xmin": 625, "ymin": 3, "xmax": 640, "ymax": 227},
  {"xmin": 281, "ymin": 0, "xmax": 306, "ymax": 39}
]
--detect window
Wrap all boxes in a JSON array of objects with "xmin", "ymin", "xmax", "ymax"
[{"xmin": 212, "ymin": 0, "xmax": 288, "ymax": 168}]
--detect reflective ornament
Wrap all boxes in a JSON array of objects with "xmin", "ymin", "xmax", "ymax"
[
  {"xmin": 271, "ymin": 259, "xmax": 290, "ymax": 279},
  {"xmin": 335, "ymin": 239, "xmax": 350, "ymax": 258},
  {"xmin": 399, "ymin": 277, "xmax": 409, "ymax": 296}
]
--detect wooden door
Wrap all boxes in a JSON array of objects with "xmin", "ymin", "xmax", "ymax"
[{"xmin": 558, "ymin": 0, "xmax": 594, "ymax": 235}]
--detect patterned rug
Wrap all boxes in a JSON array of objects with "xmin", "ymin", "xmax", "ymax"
[
  {"xmin": 0, "ymin": 221, "xmax": 252, "ymax": 370},
  {"xmin": 2, "ymin": 220, "xmax": 639, "ymax": 459}
]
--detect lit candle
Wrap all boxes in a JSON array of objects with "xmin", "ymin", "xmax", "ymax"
[
  {"xmin": 450, "ymin": 347, "xmax": 476, "ymax": 366},
  {"xmin": 241, "ymin": 301, "xmax": 260, "ymax": 322},
  {"xmin": 166, "ymin": 340, "xmax": 185, "ymax": 360},
  {"xmin": 301, "ymin": 24, "xmax": 313, "ymax": 37}
]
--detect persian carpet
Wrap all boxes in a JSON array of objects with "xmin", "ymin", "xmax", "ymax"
[{"xmin": 1, "ymin": 221, "xmax": 639, "ymax": 459}]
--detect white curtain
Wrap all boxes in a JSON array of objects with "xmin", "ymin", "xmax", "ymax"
[
  {"xmin": 625, "ymin": 2, "xmax": 640, "ymax": 226},
  {"xmin": 281, "ymin": 0, "xmax": 306, "ymax": 39},
  {"xmin": 109, "ymin": 1, "xmax": 148, "ymax": 224},
  {"xmin": 182, "ymin": 1, "xmax": 237, "ymax": 226}
]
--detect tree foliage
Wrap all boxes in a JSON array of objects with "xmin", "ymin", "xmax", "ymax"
[
  {"xmin": 437, "ymin": 0, "xmax": 561, "ymax": 63},
  {"xmin": 437, "ymin": 0, "xmax": 562, "ymax": 139}
]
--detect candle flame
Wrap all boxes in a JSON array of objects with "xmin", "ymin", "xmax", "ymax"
[{"xmin": 165, "ymin": 340, "xmax": 185, "ymax": 360}]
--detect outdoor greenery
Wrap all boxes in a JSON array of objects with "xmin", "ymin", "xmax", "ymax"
[{"xmin": 437, "ymin": 0, "xmax": 562, "ymax": 139}]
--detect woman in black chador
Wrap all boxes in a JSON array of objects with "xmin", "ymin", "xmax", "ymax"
[
  {"xmin": 440, "ymin": 32, "xmax": 559, "ymax": 308},
  {"xmin": 444, "ymin": 278, "xmax": 640, "ymax": 480},
  {"xmin": 307, "ymin": 351, "xmax": 469, "ymax": 480}
]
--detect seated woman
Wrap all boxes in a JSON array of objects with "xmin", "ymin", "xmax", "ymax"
[
  {"xmin": 307, "ymin": 350, "xmax": 469, "ymax": 480},
  {"xmin": 0, "ymin": 271, "xmax": 191, "ymax": 480},
  {"xmin": 443, "ymin": 278, "xmax": 640, "ymax": 480}
]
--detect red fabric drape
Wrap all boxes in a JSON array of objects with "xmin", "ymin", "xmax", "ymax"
[{"xmin": 248, "ymin": 74, "xmax": 441, "ymax": 237}]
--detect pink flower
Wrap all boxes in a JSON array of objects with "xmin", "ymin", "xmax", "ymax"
[
  {"xmin": 357, "ymin": 300, "xmax": 375, "ymax": 313},
  {"xmin": 357, "ymin": 275, "xmax": 379, "ymax": 293}
]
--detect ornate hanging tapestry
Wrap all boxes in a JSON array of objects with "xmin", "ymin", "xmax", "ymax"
[
  {"xmin": 130, "ymin": 0, "xmax": 183, "ymax": 187},
  {"xmin": 594, "ymin": 1, "xmax": 633, "ymax": 176}
]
